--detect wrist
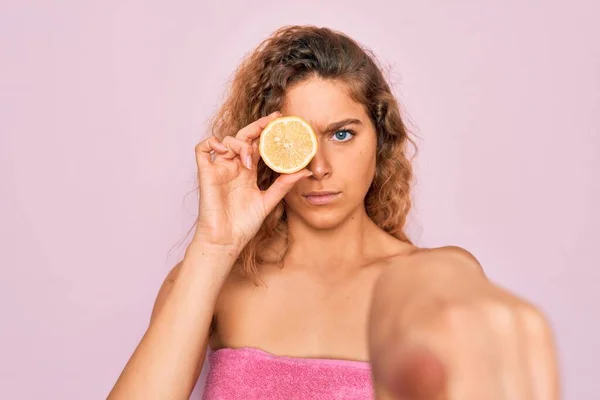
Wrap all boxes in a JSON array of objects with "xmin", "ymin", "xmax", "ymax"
[
  {"xmin": 190, "ymin": 230, "xmax": 247, "ymax": 255},
  {"xmin": 183, "ymin": 240, "xmax": 241, "ymax": 276}
]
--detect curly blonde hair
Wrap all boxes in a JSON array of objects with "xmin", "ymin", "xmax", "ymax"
[{"xmin": 209, "ymin": 25, "xmax": 415, "ymax": 282}]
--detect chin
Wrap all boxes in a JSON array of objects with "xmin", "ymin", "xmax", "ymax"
[
  {"xmin": 303, "ymin": 211, "xmax": 346, "ymax": 230},
  {"xmin": 287, "ymin": 204, "xmax": 358, "ymax": 231}
]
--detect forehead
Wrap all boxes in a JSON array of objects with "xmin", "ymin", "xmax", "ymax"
[{"xmin": 281, "ymin": 78, "xmax": 367, "ymax": 130}]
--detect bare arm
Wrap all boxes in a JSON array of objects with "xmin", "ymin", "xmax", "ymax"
[
  {"xmin": 107, "ymin": 245, "xmax": 236, "ymax": 400},
  {"xmin": 107, "ymin": 112, "xmax": 309, "ymax": 399}
]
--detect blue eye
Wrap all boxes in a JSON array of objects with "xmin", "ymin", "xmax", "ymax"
[{"xmin": 332, "ymin": 130, "xmax": 354, "ymax": 142}]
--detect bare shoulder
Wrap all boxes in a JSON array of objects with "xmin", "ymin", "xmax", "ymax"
[{"xmin": 403, "ymin": 245, "xmax": 486, "ymax": 277}]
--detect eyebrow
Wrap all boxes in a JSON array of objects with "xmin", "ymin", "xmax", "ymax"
[{"xmin": 321, "ymin": 118, "xmax": 363, "ymax": 134}]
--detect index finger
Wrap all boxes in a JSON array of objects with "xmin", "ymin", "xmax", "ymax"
[{"xmin": 236, "ymin": 111, "xmax": 282, "ymax": 142}]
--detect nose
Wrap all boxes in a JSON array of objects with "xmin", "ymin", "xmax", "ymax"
[{"xmin": 307, "ymin": 142, "xmax": 331, "ymax": 180}]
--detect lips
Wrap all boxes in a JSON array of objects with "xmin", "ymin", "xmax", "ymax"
[{"xmin": 302, "ymin": 191, "xmax": 341, "ymax": 206}]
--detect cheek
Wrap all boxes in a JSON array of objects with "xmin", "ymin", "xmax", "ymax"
[
  {"xmin": 360, "ymin": 147, "xmax": 377, "ymax": 177},
  {"xmin": 344, "ymin": 148, "xmax": 376, "ymax": 193}
]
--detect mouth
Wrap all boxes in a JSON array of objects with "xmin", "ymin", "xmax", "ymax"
[{"xmin": 302, "ymin": 191, "xmax": 342, "ymax": 206}]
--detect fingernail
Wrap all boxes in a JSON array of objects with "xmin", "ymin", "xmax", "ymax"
[
  {"xmin": 245, "ymin": 155, "xmax": 252, "ymax": 169},
  {"xmin": 304, "ymin": 171, "xmax": 313, "ymax": 177}
]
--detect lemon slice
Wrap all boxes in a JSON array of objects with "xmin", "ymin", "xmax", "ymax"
[{"xmin": 259, "ymin": 116, "xmax": 318, "ymax": 174}]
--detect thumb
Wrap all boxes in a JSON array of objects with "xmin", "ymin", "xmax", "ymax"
[
  {"xmin": 262, "ymin": 169, "xmax": 313, "ymax": 213},
  {"xmin": 375, "ymin": 345, "xmax": 446, "ymax": 400}
]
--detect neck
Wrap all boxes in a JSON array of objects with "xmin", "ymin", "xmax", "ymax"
[{"xmin": 283, "ymin": 205, "xmax": 388, "ymax": 274}]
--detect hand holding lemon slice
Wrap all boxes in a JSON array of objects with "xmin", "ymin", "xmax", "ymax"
[{"xmin": 259, "ymin": 116, "xmax": 318, "ymax": 174}]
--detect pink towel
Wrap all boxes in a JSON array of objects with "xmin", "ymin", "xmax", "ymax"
[{"xmin": 203, "ymin": 347, "xmax": 374, "ymax": 399}]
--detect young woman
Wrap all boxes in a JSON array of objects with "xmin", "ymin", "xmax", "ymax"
[{"xmin": 109, "ymin": 25, "xmax": 559, "ymax": 399}]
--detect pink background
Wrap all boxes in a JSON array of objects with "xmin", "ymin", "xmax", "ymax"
[{"xmin": 1, "ymin": 1, "xmax": 598, "ymax": 399}]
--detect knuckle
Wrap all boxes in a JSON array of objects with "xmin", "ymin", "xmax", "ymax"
[
  {"xmin": 438, "ymin": 301, "xmax": 475, "ymax": 332},
  {"xmin": 222, "ymin": 136, "xmax": 237, "ymax": 149},
  {"xmin": 517, "ymin": 303, "xmax": 550, "ymax": 338},
  {"xmin": 481, "ymin": 300, "xmax": 518, "ymax": 333},
  {"xmin": 436, "ymin": 300, "xmax": 518, "ymax": 335},
  {"xmin": 235, "ymin": 127, "xmax": 246, "ymax": 138}
]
